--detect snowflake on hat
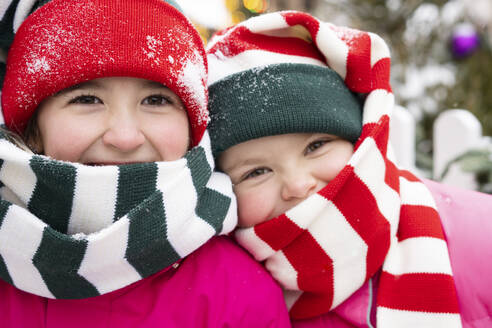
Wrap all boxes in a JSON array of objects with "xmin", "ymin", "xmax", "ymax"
[{"xmin": 1, "ymin": 0, "xmax": 208, "ymax": 145}]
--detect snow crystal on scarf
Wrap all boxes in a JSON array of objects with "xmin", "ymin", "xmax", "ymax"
[{"xmin": 330, "ymin": 24, "xmax": 365, "ymax": 47}]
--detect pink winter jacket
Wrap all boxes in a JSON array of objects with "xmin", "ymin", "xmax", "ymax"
[
  {"xmin": 0, "ymin": 236, "xmax": 291, "ymax": 328},
  {"xmin": 294, "ymin": 179, "xmax": 492, "ymax": 328}
]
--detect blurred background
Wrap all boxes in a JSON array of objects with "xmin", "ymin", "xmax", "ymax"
[{"xmin": 176, "ymin": 0, "xmax": 492, "ymax": 193}]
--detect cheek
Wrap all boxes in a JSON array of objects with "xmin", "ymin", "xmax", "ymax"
[
  {"xmin": 235, "ymin": 186, "xmax": 277, "ymax": 228},
  {"xmin": 317, "ymin": 145, "xmax": 354, "ymax": 182},
  {"xmin": 148, "ymin": 113, "xmax": 190, "ymax": 160},
  {"xmin": 40, "ymin": 116, "xmax": 97, "ymax": 162}
]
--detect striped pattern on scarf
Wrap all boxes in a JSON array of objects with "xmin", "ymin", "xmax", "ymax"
[
  {"xmin": 0, "ymin": 130, "xmax": 237, "ymax": 299},
  {"xmin": 217, "ymin": 11, "xmax": 463, "ymax": 327},
  {"xmin": 0, "ymin": 0, "xmax": 41, "ymax": 50}
]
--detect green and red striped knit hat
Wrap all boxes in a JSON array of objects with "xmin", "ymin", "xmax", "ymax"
[
  {"xmin": 206, "ymin": 12, "xmax": 364, "ymax": 157},
  {"xmin": 1, "ymin": 0, "xmax": 208, "ymax": 146}
]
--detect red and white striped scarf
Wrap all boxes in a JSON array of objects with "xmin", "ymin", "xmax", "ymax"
[{"xmin": 220, "ymin": 11, "xmax": 462, "ymax": 327}]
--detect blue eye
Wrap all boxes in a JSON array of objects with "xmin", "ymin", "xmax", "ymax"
[
  {"xmin": 142, "ymin": 95, "xmax": 172, "ymax": 106},
  {"xmin": 68, "ymin": 95, "xmax": 102, "ymax": 105}
]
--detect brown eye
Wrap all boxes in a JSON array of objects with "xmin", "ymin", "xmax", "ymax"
[
  {"xmin": 68, "ymin": 95, "xmax": 102, "ymax": 105},
  {"xmin": 142, "ymin": 95, "xmax": 172, "ymax": 106},
  {"xmin": 305, "ymin": 139, "xmax": 332, "ymax": 155},
  {"xmin": 241, "ymin": 167, "xmax": 271, "ymax": 182}
]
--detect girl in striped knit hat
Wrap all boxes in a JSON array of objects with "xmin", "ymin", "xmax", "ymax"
[
  {"xmin": 207, "ymin": 11, "xmax": 492, "ymax": 328},
  {"xmin": 0, "ymin": 1, "xmax": 290, "ymax": 327}
]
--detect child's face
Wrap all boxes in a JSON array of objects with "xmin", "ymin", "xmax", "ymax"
[
  {"xmin": 219, "ymin": 133, "xmax": 354, "ymax": 228},
  {"xmin": 35, "ymin": 77, "xmax": 190, "ymax": 164}
]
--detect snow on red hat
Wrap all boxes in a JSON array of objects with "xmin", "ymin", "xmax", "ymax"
[{"xmin": 1, "ymin": 0, "xmax": 209, "ymax": 145}]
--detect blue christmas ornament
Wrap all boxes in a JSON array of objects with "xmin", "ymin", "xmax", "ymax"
[{"xmin": 451, "ymin": 23, "xmax": 480, "ymax": 58}]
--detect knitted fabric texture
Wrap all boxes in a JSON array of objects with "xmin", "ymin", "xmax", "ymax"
[
  {"xmin": 211, "ymin": 11, "xmax": 462, "ymax": 326},
  {"xmin": 208, "ymin": 63, "xmax": 362, "ymax": 157},
  {"xmin": 207, "ymin": 21, "xmax": 363, "ymax": 156},
  {"xmin": 1, "ymin": 0, "xmax": 208, "ymax": 145},
  {"xmin": 0, "ymin": 130, "xmax": 237, "ymax": 299}
]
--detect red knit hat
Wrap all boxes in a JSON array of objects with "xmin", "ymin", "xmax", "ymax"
[{"xmin": 1, "ymin": 0, "xmax": 209, "ymax": 145}]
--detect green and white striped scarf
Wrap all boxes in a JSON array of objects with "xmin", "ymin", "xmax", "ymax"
[{"xmin": 0, "ymin": 130, "xmax": 237, "ymax": 299}]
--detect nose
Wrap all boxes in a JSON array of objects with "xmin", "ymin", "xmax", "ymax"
[
  {"xmin": 102, "ymin": 112, "xmax": 145, "ymax": 152},
  {"xmin": 280, "ymin": 170, "xmax": 317, "ymax": 201}
]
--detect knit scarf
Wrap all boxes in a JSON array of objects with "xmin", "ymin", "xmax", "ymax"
[
  {"xmin": 0, "ymin": 130, "xmax": 237, "ymax": 299},
  {"xmin": 234, "ymin": 11, "xmax": 462, "ymax": 327}
]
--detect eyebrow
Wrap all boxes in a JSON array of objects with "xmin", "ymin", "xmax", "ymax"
[
  {"xmin": 52, "ymin": 80, "xmax": 169, "ymax": 98},
  {"xmin": 53, "ymin": 80, "xmax": 103, "ymax": 97},
  {"xmin": 143, "ymin": 80, "xmax": 168, "ymax": 89},
  {"xmin": 222, "ymin": 156, "xmax": 266, "ymax": 174}
]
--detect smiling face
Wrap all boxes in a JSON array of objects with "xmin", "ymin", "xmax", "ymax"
[
  {"xmin": 33, "ymin": 77, "xmax": 190, "ymax": 164},
  {"xmin": 219, "ymin": 133, "xmax": 354, "ymax": 228}
]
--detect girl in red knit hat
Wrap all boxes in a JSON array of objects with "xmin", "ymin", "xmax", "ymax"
[
  {"xmin": 207, "ymin": 10, "xmax": 492, "ymax": 328},
  {"xmin": 0, "ymin": 1, "xmax": 290, "ymax": 327}
]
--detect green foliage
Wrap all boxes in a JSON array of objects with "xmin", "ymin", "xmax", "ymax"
[
  {"xmin": 441, "ymin": 148, "xmax": 492, "ymax": 193},
  {"xmin": 315, "ymin": 0, "xmax": 492, "ymax": 187},
  {"xmin": 444, "ymin": 47, "xmax": 492, "ymax": 136}
]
